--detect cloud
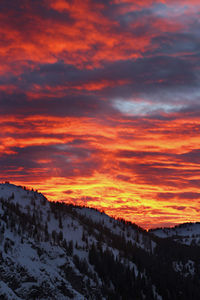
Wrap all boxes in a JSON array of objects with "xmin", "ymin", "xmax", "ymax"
[
  {"xmin": 1, "ymin": 0, "xmax": 200, "ymax": 228},
  {"xmin": 169, "ymin": 206, "xmax": 186, "ymax": 210},
  {"xmin": 157, "ymin": 192, "xmax": 200, "ymax": 200}
]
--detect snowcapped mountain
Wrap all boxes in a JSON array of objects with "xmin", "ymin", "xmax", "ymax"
[
  {"xmin": 0, "ymin": 183, "xmax": 200, "ymax": 299},
  {"xmin": 150, "ymin": 222, "xmax": 200, "ymax": 246}
]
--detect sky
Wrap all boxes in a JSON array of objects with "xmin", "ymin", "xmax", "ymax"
[{"xmin": 1, "ymin": 0, "xmax": 200, "ymax": 228}]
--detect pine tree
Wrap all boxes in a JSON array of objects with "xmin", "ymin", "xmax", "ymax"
[{"xmin": 59, "ymin": 215, "xmax": 63, "ymax": 229}]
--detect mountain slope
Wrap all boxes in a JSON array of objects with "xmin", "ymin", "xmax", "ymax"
[
  {"xmin": 0, "ymin": 183, "xmax": 200, "ymax": 299},
  {"xmin": 150, "ymin": 223, "xmax": 200, "ymax": 246}
]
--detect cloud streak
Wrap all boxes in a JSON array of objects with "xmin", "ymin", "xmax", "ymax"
[{"xmin": 1, "ymin": 0, "xmax": 200, "ymax": 228}]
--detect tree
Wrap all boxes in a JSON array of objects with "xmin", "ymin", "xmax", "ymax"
[
  {"xmin": 67, "ymin": 240, "xmax": 73, "ymax": 256},
  {"xmin": 59, "ymin": 215, "xmax": 63, "ymax": 229}
]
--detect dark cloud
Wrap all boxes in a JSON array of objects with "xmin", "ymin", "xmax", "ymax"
[
  {"xmin": 1, "ymin": 52, "xmax": 199, "ymax": 121},
  {"xmin": 116, "ymin": 174, "xmax": 132, "ymax": 182},
  {"xmin": 165, "ymin": 206, "xmax": 186, "ymax": 211},
  {"xmin": 117, "ymin": 148, "xmax": 200, "ymax": 167},
  {"xmin": 0, "ymin": 143, "xmax": 102, "ymax": 181},
  {"xmin": 0, "ymin": 90, "xmax": 118, "ymax": 117},
  {"xmin": 157, "ymin": 192, "xmax": 200, "ymax": 200},
  {"xmin": 63, "ymin": 190, "xmax": 73, "ymax": 194},
  {"xmin": 180, "ymin": 149, "xmax": 200, "ymax": 164},
  {"xmin": 116, "ymin": 149, "xmax": 171, "ymax": 159},
  {"xmin": 119, "ymin": 161, "xmax": 200, "ymax": 188}
]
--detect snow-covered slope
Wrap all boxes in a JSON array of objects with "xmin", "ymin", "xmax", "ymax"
[
  {"xmin": 150, "ymin": 222, "xmax": 200, "ymax": 246},
  {"xmin": 0, "ymin": 183, "xmax": 200, "ymax": 299},
  {"xmin": 0, "ymin": 183, "xmax": 159, "ymax": 300}
]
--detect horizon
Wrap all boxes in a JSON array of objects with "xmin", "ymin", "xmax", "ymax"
[
  {"xmin": 1, "ymin": 181, "xmax": 198, "ymax": 230},
  {"xmin": 1, "ymin": 0, "xmax": 200, "ymax": 228}
]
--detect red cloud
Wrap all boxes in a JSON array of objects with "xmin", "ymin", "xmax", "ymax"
[
  {"xmin": 1, "ymin": 113, "xmax": 200, "ymax": 228},
  {"xmin": 1, "ymin": 0, "xmax": 200, "ymax": 229}
]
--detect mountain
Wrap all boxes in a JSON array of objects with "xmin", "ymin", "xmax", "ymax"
[
  {"xmin": 0, "ymin": 183, "xmax": 200, "ymax": 299},
  {"xmin": 150, "ymin": 223, "xmax": 200, "ymax": 247}
]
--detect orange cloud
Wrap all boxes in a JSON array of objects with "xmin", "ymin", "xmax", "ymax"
[
  {"xmin": 0, "ymin": 0, "xmax": 166, "ymax": 73},
  {"xmin": 1, "ymin": 113, "xmax": 200, "ymax": 228},
  {"xmin": 1, "ymin": 0, "xmax": 200, "ymax": 229}
]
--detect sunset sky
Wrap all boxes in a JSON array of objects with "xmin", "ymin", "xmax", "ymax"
[{"xmin": 1, "ymin": 0, "xmax": 200, "ymax": 228}]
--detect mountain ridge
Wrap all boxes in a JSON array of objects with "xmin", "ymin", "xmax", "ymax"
[{"xmin": 0, "ymin": 183, "xmax": 200, "ymax": 299}]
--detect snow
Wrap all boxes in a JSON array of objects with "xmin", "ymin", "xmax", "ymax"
[
  {"xmin": 152, "ymin": 285, "xmax": 163, "ymax": 300},
  {"xmin": 75, "ymin": 206, "xmax": 154, "ymax": 252},
  {"xmin": 151, "ymin": 223, "xmax": 200, "ymax": 246},
  {"xmin": 173, "ymin": 260, "xmax": 195, "ymax": 277},
  {"xmin": 0, "ymin": 182, "xmax": 190, "ymax": 299},
  {"xmin": 0, "ymin": 280, "xmax": 21, "ymax": 300},
  {"xmin": 0, "ymin": 183, "xmax": 50, "ymax": 213},
  {"xmin": 75, "ymin": 207, "xmax": 111, "ymax": 225}
]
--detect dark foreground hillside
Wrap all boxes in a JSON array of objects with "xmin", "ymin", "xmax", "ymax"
[{"xmin": 0, "ymin": 183, "xmax": 200, "ymax": 299}]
